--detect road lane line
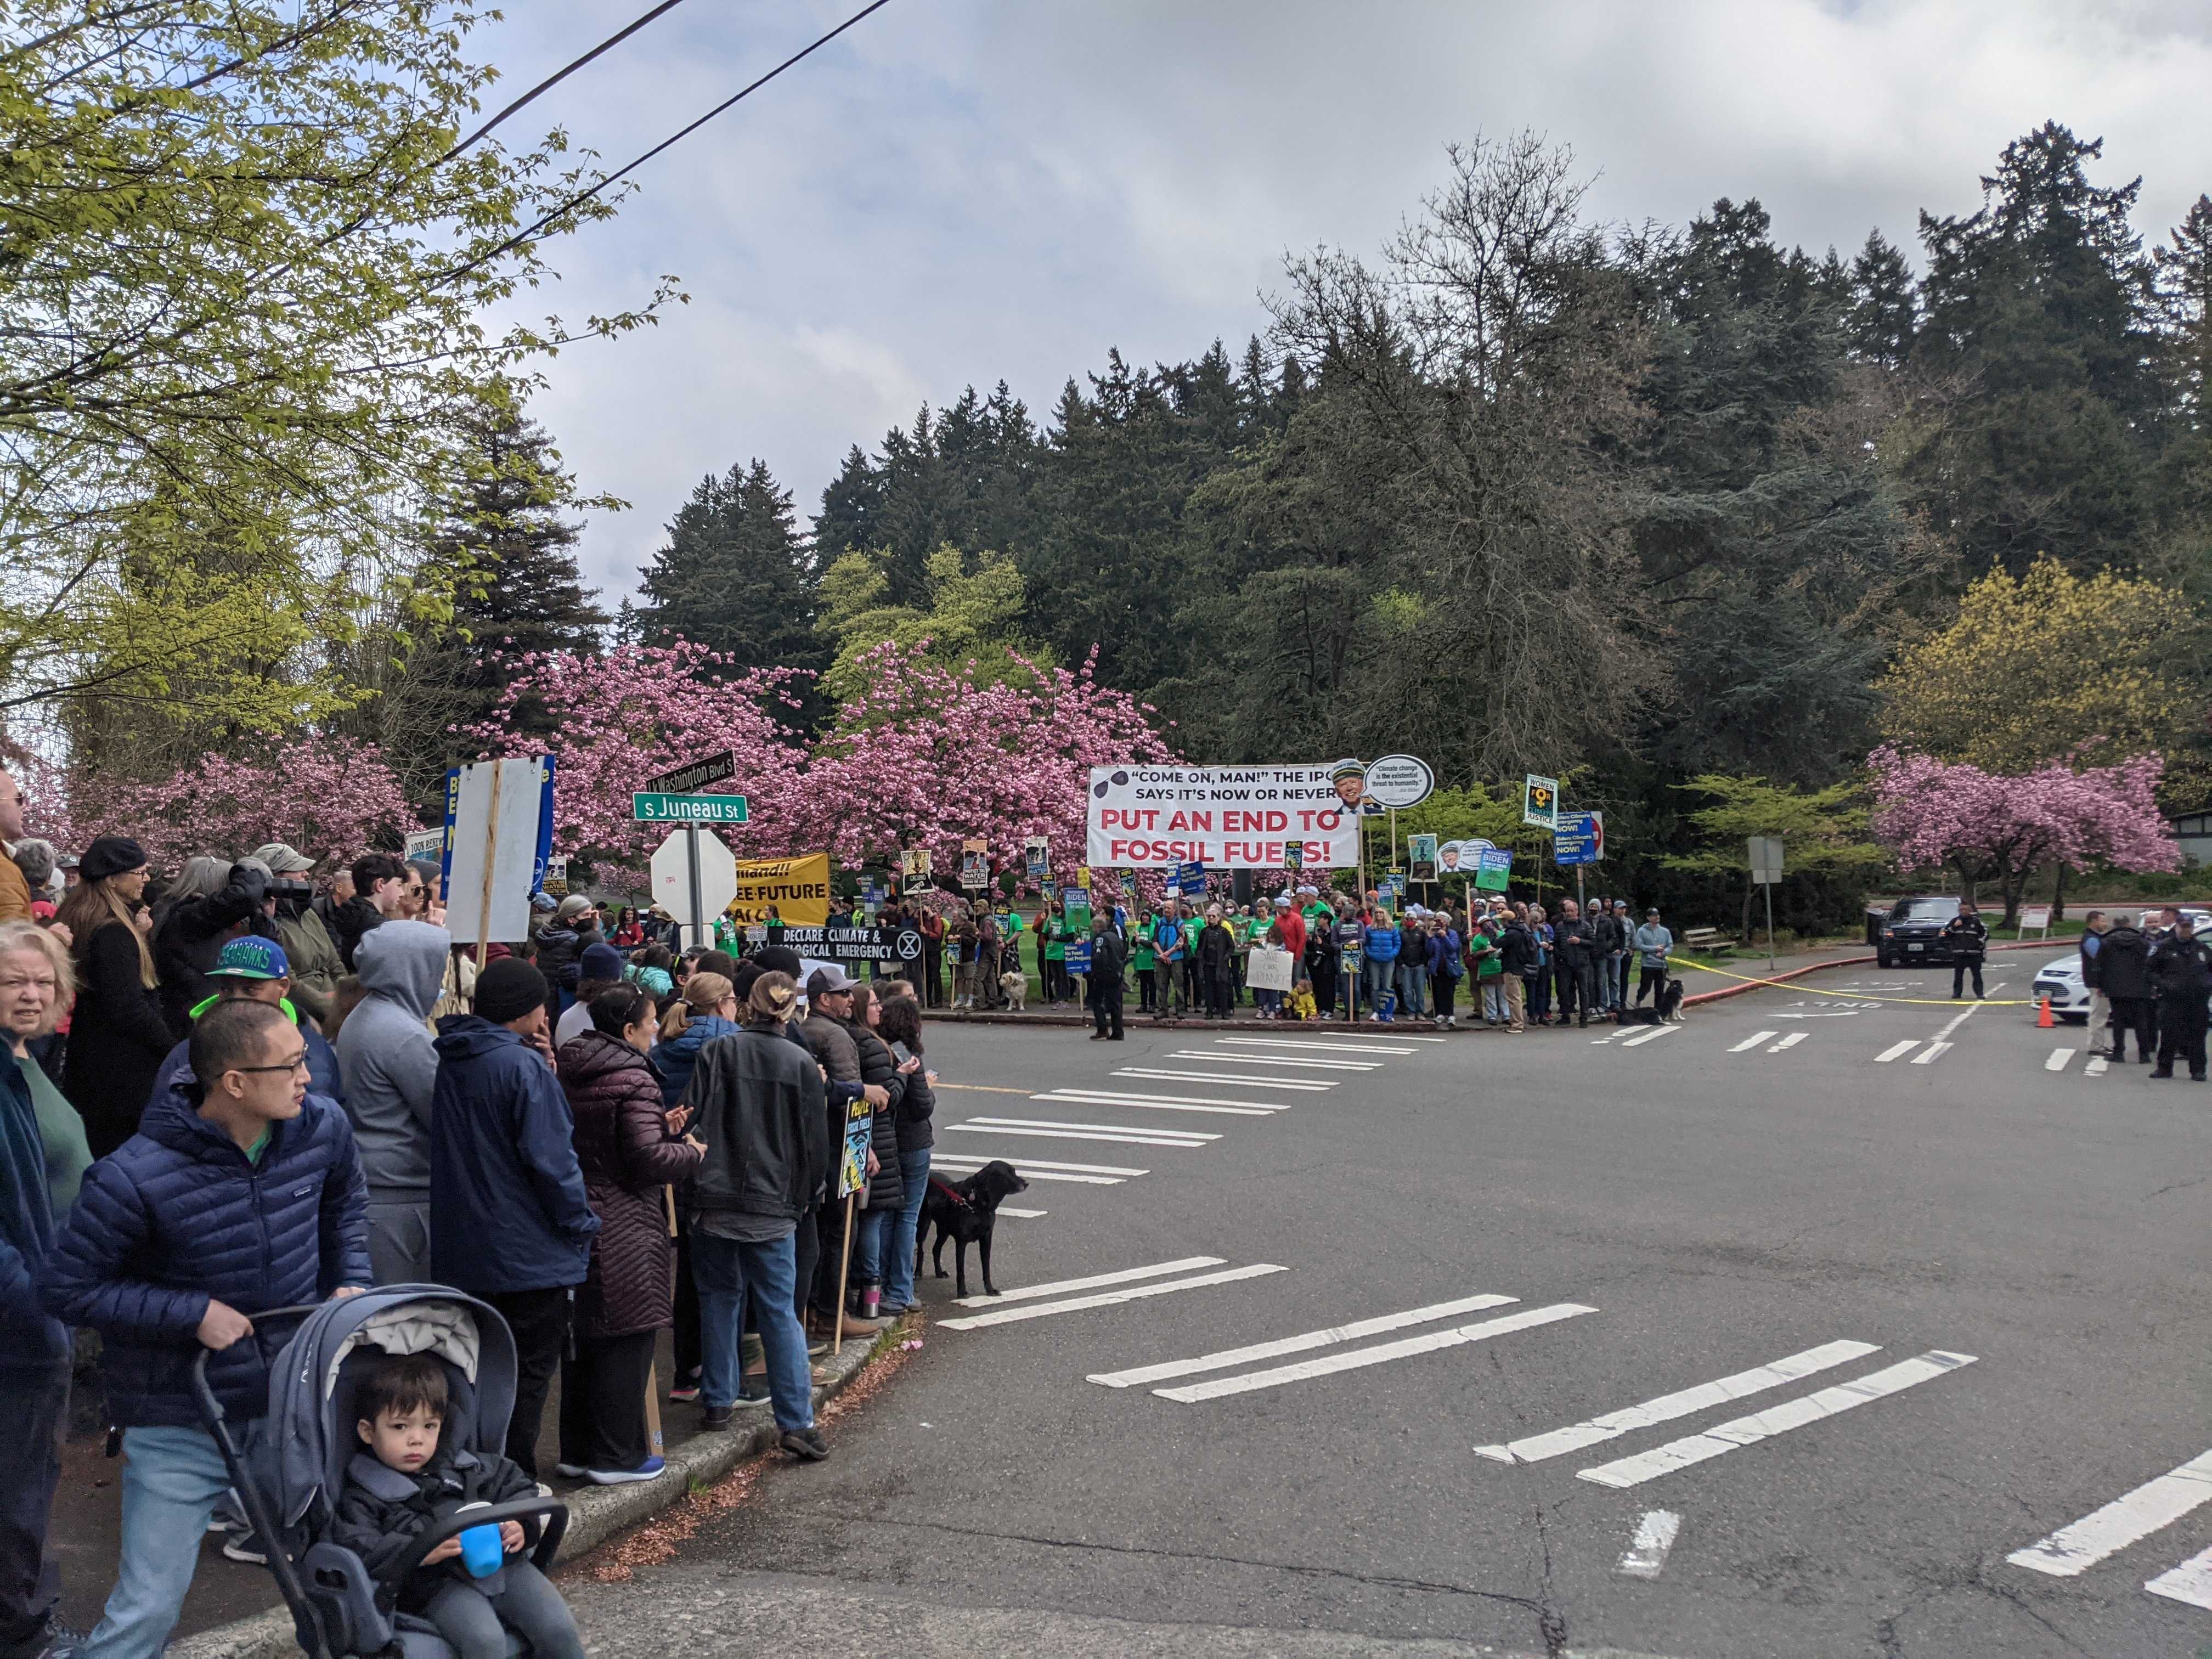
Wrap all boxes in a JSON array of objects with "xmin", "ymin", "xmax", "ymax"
[
  {"xmin": 996, "ymin": 1207, "xmax": 1047, "ymax": 1218},
  {"xmin": 1474, "ymin": 1340, "xmax": 1882, "ymax": 1464},
  {"xmin": 1875, "ymin": 1040, "xmax": 1921, "ymax": 1063},
  {"xmin": 1618, "ymin": 1025, "xmax": 1678, "ymax": 1047},
  {"xmin": 2146, "ymin": 1544, "xmax": 2212, "ymax": 1611},
  {"xmin": 955, "ymin": 1256, "xmax": 1226, "ymax": 1307},
  {"xmin": 940, "ymin": 1263, "xmax": 1286, "ymax": 1329},
  {"xmin": 952, "ymin": 1117, "xmax": 1217, "ymax": 1146},
  {"xmin": 2045, "ymin": 1048, "xmax": 2075, "ymax": 1071},
  {"xmin": 1576, "ymin": 1351, "xmax": 1977, "ymax": 1487},
  {"xmin": 2084, "ymin": 1054, "xmax": 2109, "ymax": 1076},
  {"xmin": 928, "ymin": 1153, "xmax": 1148, "ymax": 1177},
  {"xmin": 1910, "ymin": 1042, "xmax": 1951, "ymax": 1065},
  {"xmin": 1590, "ymin": 1029, "xmax": 1627, "ymax": 1045},
  {"xmin": 1155, "ymin": 1304, "xmax": 1597, "ymax": 1403},
  {"xmin": 1729, "ymin": 1032, "xmax": 1778, "ymax": 1052},
  {"xmin": 1038, "ymin": 1091, "xmax": 1280, "ymax": 1116},
  {"xmin": 1166, "ymin": 1051, "xmax": 1379, "ymax": 1070},
  {"xmin": 1089, "ymin": 1294, "xmax": 1520, "ymax": 1388},
  {"xmin": 2005, "ymin": 1448, "xmax": 2212, "ymax": 1577},
  {"xmin": 1933, "ymin": 1003, "xmax": 1983, "ymax": 1041},
  {"xmin": 1216, "ymin": 1037, "xmax": 1418, "ymax": 1056},
  {"xmin": 925, "ymin": 1166, "xmax": 1122, "ymax": 1185},
  {"xmin": 1114, "ymin": 1068, "xmax": 1335, "ymax": 1090},
  {"xmin": 1618, "ymin": 1511, "xmax": 1681, "ymax": 1580},
  {"xmin": 1768, "ymin": 1032, "xmax": 1808, "ymax": 1052}
]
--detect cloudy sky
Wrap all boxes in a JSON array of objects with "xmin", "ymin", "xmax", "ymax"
[{"xmin": 475, "ymin": 0, "xmax": 2212, "ymax": 605}]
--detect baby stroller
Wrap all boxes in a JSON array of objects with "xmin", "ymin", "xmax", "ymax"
[{"xmin": 191, "ymin": 1286, "xmax": 569, "ymax": 1659}]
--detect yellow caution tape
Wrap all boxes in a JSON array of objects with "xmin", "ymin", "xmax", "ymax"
[{"xmin": 1667, "ymin": 957, "xmax": 2039, "ymax": 1006}]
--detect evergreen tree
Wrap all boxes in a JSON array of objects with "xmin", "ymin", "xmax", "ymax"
[
  {"xmin": 422, "ymin": 405, "xmax": 608, "ymax": 759},
  {"xmin": 1847, "ymin": 230, "xmax": 1918, "ymax": 366},
  {"xmin": 635, "ymin": 459, "xmax": 825, "ymax": 677}
]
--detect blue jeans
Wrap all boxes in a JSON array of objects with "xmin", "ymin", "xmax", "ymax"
[
  {"xmin": 1395, "ymin": 962, "xmax": 1426, "ymax": 1018},
  {"xmin": 1362, "ymin": 956, "xmax": 1394, "ymax": 1012},
  {"xmin": 883, "ymin": 1148, "xmax": 930, "ymax": 1311},
  {"xmin": 692, "ymin": 1230, "xmax": 813, "ymax": 1432},
  {"xmin": 1482, "ymin": 979, "xmax": 1508, "ymax": 1023},
  {"xmin": 850, "ymin": 1203, "xmax": 894, "ymax": 1291},
  {"xmin": 88, "ymin": 1424, "xmax": 259, "ymax": 1659}
]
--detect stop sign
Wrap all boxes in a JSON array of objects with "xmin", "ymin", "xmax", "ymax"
[{"xmin": 650, "ymin": 826, "xmax": 737, "ymax": 947}]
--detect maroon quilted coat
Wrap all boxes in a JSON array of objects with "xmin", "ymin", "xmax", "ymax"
[{"xmin": 557, "ymin": 1029, "xmax": 704, "ymax": 1339}]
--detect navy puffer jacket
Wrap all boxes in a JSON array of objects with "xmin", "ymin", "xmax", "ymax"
[{"xmin": 41, "ymin": 1081, "xmax": 371, "ymax": 1427}]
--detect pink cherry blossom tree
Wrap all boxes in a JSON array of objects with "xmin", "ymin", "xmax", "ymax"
[
  {"xmin": 1867, "ymin": 744, "xmax": 2180, "ymax": 927},
  {"xmin": 458, "ymin": 639, "xmax": 812, "ymax": 873},
  {"xmin": 65, "ymin": 737, "xmax": 420, "ymax": 871}
]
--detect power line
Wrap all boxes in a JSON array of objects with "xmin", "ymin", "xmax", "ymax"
[
  {"xmin": 442, "ymin": 0, "xmax": 697, "ymax": 165},
  {"xmin": 432, "ymin": 0, "xmax": 893, "ymax": 291}
]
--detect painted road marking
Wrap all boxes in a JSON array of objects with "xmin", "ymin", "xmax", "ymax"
[
  {"xmin": 2084, "ymin": 1054, "xmax": 2109, "ymax": 1076},
  {"xmin": 944, "ymin": 1119, "xmax": 1216, "ymax": 1149},
  {"xmin": 939, "ymin": 1263, "xmax": 1287, "ymax": 1330},
  {"xmin": 969, "ymin": 1115, "xmax": 1220, "ymax": 1138},
  {"xmin": 1590, "ymin": 1029, "xmax": 1627, "ymax": 1045},
  {"xmin": 1114, "ymin": 1068, "xmax": 1335, "ymax": 1091},
  {"xmin": 1037, "ymin": 1090, "xmax": 1281, "ymax": 1116},
  {"xmin": 1618, "ymin": 1025, "xmax": 1678, "ymax": 1048},
  {"xmin": 1215, "ymin": 1037, "xmax": 1418, "ymax": 1056},
  {"xmin": 2045, "ymin": 1048, "xmax": 2074, "ymax": 1072},
  {"xmin": 1154, "ymin": 1304, "xmax": 1597, "ymax": 1404},
  {"xmin": 1474, "ymin": 1340, "xmax": 1882, "ymax": 1464},
  {"xmin": 1165, "ymin": 1051, "xmax": 1379, "ymax": 1070},
  {"xmin": 2146, "ymin": 1544, "xmax": 2212, "ymax": 1611},
  {"xmin": 2005, "ymin": 1447, "xmax": 2212, "ymax": 1577},
  {"xmin": 1910, "ymin": 1042, "xmax": 1951, "ymax": 1065},
  {"xmin": 927, "ymin": 1153, "xmax": 1145, "ymax": 1186},
  {"xmin": 1768, "ymin": 1032, "xmax": 1809, "ymax": 1053},
  {"xmin": 1088, "ymin": 1294, "xmax": 1520, "ymax": 1389},
  {"xmin": 1577, "ymin": 1351, "xmax": 1978, "ymax": 1488},
  {"xmin": 1618, "ymin": 1511, "xmax": 1681, "ymax": 1580},
  {"xmin": 997, "ymin": 1207, "xmax": 1047, "ymax": 1218},
  {"xmin": 956, "ymin": 1256, "xmax": 1226, "ymax": 1308},
  {"xmin": 1875, "ymin": 1040, "xmax": 1921, "ymax": 1063},
  {"xmin": 1729, "ymin": 1031, "xmax": 1778, "ymax": 1052}
]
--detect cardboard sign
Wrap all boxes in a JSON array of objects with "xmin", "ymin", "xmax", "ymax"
[
  {"xmin": 1365, "ymin": 755, "xmax": 1435, "ymax": 810},
  {"xmin": 1475, "ymin": 848, "xmax": 1513, "ymax": 892},
  {"xmin": 838, "ymin": 1096, "xmax": 872, "ymax": 1199},
  {"xmin": 1408, "ymin": 834, "xmax": 1438, "ymax": 882},
  {"xmin": 960, "ymin": 839, "xmax": 990, "ymax": 891},
  {"xmin": 1087, "ymin": 765, "xmax": 1360, "ymax": 868},
  {"xmin": 1523, "ymin": 775, "xmax": 1559, "ymax": 829},
  {"xmin": 1248, "ymin": 947, "xmax": 1295, "ymax": 992}
]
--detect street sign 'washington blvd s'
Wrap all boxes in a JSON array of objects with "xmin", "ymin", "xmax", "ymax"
[
  {"xmin": 633, "ymin": 792, "xmax": 749, "ymax": 824},
  {"xmin": 644, "ymin": 750, "xmax": 736, "ymax": 795}
]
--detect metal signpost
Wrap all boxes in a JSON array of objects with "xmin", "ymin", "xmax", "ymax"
[{"xmin": 1748, "ymin": 836, "xmax": 1785, "ymax": 971}]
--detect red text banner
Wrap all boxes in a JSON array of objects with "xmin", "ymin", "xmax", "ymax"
[{"xmin": 1086, "ymin": 765, "xmax": 1359, "ymax": 870}]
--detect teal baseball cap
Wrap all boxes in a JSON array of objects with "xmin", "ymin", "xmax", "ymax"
[{"xmin": 208, "ymin": 936, "xmax": 291, "ymax": 981}]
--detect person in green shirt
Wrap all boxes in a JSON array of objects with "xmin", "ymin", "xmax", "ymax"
[
  {"xmin": 1041, "ymin": 900, "xmax": 1069, "ymax": 1006},
  {"xmin": 1180, "ymin": 907, "xmax": 1203, "ymax": 1013},
  {"xmin": 1131, "ymin": 912, "xmax": 1158, "ymax": 1013}
]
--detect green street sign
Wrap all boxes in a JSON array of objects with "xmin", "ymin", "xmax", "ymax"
[{"xmin": 633, "ymin": 792, "xmax": 749, "ymax": 824}]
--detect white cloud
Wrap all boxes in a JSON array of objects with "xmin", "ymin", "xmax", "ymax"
[{"xmin": 475, "ymin": 0, "xmax": 2212, "ymax": 601}]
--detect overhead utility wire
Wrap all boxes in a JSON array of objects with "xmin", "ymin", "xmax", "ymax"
[
  {"xmin": 431, "ymin": 0, "xmax": 893, "ymax": 290},
  {"xmin": 441, "ymin": 0, "xmax": 696, "ymax": 163}
]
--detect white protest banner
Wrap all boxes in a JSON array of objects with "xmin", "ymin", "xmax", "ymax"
[
  {"xmin": 446, "ymin": 757, "xmax": 547, "ymax": 948},
  {"xmin": 1086, "ymin": 765, "xmax": 1359, "ymax": 870},
  {"xmin": 1247, "ymin": 947, "xmax": 1295, "ymax": 992}
]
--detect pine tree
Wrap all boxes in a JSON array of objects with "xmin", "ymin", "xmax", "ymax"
[
  {"xmin": 1847, "ymin": 230, "xmax": 1918, "ymax": 366},
  {"xmin": 424, "ymin": 405, "xmax": 608, "ymax": 756},
  {"xmin": 635, "ymin": 458, "xmax": 825, "ymax": 676}
]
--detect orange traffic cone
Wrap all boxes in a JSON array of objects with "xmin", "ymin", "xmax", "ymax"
[{"xmin": 2037, "ymin": 996, "xmax": 2054, "ymax": 1029}]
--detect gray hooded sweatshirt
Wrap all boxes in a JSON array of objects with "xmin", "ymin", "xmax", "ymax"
[{"xmin": 336, "ymin": 919, "xmax": 449, "ymax": 1196}]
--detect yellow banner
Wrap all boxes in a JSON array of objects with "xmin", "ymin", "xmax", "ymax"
[{"xmin": 724, "ymin": 852, "xmax": 832, "ymax": 926}]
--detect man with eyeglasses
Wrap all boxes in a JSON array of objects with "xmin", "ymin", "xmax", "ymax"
[
  {"xmin": 144, "ymin": 936, "xmax": 343, "ymax": 1109},
  {"xmin": 45, "ymin": 997, "xmax": 368, "ymax": 1659}
]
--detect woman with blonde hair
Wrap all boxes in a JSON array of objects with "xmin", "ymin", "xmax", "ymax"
[{"xmin": 54, "ymin": 837, "xmax": 172, "ymax": 1156}]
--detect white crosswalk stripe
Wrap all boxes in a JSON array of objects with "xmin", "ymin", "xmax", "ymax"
[
  {"xmin": 1215, "ymin": 1037, "xmax": 1419, "ymax": 1056},
  {"xmin": 1910, "ymin": 1041, "xmax": 1951, "ymax": 1065},
  {"xmin": 1729, "ymin": 1031, "xmax": 1778, "ymax": 1052},
  {"xmin": 1875, "ymin": 1040, "xmax": 1921, "ymax": 1063},
  {"xmin": 2084, "ymin": 1054, "xmax": 2109, "ymax": 1076},
  {"xmin": 1576, "ymin": 1350, "xmax": 1977, "ymax": 1488},
  {"xmin": 2045, "ymin": 1047, "xmax": 2074, "ymax": 1072},
  {"xmin": 1154, "ymin": 1303, "xmax": 1597, "ymax": 1403},
  {"xmin": 1618, "ymin": 1024, "xmax": 1678, "ymax": 1048},
  {"xmin": 927, "ymin": 1153, "xmax": 1142, "ymax": 1186},
  {"xmin": 1166, "ymin": 1051, "xmax": 1378, "ymax": 1070},
  {"xmin": 2005, "ymin": 1447, "xmax": 2212, "ymax": 1577},
  {"xmin": 1113, "ymin": 1068, "xmax": 1335, "ymax": 1090},
  {"xmin": 939, "ymin": 1262, "xmax": 1286, "ymax": 1330},
  {"xmin": 1768, "ymin": 1032, "xmax": 1808, "ymax": 1053},
  {"xmin": 997, "ymin": 1207, "xmax": 1047, "ymax": 1218},
  {"xmin": 1618, "ymin": 1510, "xmax": 1681, "ymax": 1580},
  {"xmin": 1036, "ymin": 1090, "xmax": 1282, "ymax": 1116},
  {"xmin": 2146, "ymin": 1544, "xmax": 2212, "ymax": 1611},
  {"xmin": 1089, "ymin": 1294, "xmax": 1519, "ymax": 1389},
  {"xmin": 956, "ymin": 1256, "xmax": 1224, "ymax": 1307},
  {"xmin": 943, "ymin": 1118, "xmax": 1215, "ymax": 1149},
  {"xmin": 1474, "ymin": 1340, "xmax": 1882, "ymax": 1464}
]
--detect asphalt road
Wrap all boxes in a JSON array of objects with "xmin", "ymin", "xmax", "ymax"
[{"xmin": 568, "ymin": 960, "xmax": 2210, "ymax": 1658}]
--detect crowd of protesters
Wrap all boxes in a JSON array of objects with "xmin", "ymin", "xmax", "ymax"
[{"xmin": 0, "ymin": 765, "xmax": 963, "ymax": 1659}]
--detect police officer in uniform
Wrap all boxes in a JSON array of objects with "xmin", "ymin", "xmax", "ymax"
[
  {"xmin": 1943, "ymin": 899, "xmax": 1988, "ymax": 999},
  {"xmin": 2147, "ymin": 912, "xmax": 2212, "ymax": 1081}
]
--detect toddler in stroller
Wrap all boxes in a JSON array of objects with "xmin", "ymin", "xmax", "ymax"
[{"xmin": 200, "ymin": 1286, "xmax": 577, "ymax": 1659}]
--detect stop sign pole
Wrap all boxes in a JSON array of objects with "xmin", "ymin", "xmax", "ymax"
[{"xmin": 637, "ymin": 789, "xmax": 748, "ymax": 949}]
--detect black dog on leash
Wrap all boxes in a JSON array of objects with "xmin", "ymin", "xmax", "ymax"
[{"xmin": 917, "ymin": 1160, "xmax": 1029, "ymax": 1298}]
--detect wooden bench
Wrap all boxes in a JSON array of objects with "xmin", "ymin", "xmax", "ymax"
[{"xmin": 1681, "ymin": 927, "xmax": 1736, "ymax": 952}]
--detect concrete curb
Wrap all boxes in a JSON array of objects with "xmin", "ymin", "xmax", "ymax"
[{"xmin": 172, "ymin": 1324, "xmax": 907, "ymax": 1659}]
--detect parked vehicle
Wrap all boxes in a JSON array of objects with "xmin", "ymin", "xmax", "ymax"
[{"xmin": 1875, "ymin": 896, "xmax": 1961, "ymax": 968}]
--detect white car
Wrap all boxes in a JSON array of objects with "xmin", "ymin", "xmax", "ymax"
[{"xmin": 2030, "ymin": 913, "xmax": 2212, "ymax": 1022}]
